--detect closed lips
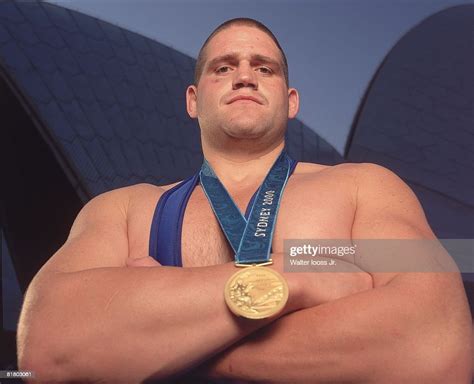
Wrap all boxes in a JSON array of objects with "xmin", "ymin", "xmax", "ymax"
[{"xmin": 227, "ymin": 95, "xmax": 262, "ymax": 104}]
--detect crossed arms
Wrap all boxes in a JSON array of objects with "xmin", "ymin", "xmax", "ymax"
[{"xmin": 18, "ymin": 164, "xmax": 472, "ymax": 383}]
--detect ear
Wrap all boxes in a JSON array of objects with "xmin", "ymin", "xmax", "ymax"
[
  {"xmin": 287, "ymin": 88, "xmax": 299, "ymax": 119},
  {"xmin": 186, "ymin": 85, "xmax": 198, "ymax": 119}
]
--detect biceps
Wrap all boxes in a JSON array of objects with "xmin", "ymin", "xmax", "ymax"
[
  {"xmin": 352, "ymin": 208, "xmax": 434, "ymax": 240},
  {"xmin": 39, "ymin": 227, "xmax": 129, "ymax": 275},
  {"xmin": 352, "ymin": 219, "xmax": 459, "ymax": 287}
]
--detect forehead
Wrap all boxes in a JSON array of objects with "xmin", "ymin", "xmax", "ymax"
[{"xmin": 204, "ymin": 25, "xmax": 281, "ymax": 61}]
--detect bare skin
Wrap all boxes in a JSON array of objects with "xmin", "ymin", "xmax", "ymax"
[{"xmin": 17, "ymin": 23, "xmax": 471, "ymax": 383}]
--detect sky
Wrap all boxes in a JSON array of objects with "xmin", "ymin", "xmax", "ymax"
[{"xmin": 48, "ymin": 0, "xmax": 471, "ymax": 154}]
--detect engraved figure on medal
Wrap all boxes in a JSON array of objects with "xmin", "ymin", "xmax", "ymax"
[{"xmin": 225, "ymin": 267, "xmax": 289, "ymax": 319}]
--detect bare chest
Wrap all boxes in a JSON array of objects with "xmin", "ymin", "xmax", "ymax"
[{"xmin": 181, "ymin": 178, "xmax": 355, "ymax": 267}]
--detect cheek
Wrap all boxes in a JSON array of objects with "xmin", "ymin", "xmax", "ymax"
[
  {"xmin": 197, "ymin": 82, "xmax": 224, "ymax": 113},
  {"xmin": 273, "ymin": 90, "xmax": 289, "ymax": 112},
  {"xmin": 265, "ymin": 83, "xmax": 288, "ymax": 104}
]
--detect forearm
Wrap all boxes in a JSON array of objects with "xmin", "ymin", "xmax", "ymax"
[
  {"xmin": 202, "ymin": 273, "xmax": 472, "ymax": 383},
  {"xmin": 18, "ymin": 264, "xmax": 291, "ymax": 383}
]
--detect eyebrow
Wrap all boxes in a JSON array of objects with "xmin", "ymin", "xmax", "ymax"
[{"xmin": 206, "ymin": 52, "xmax": 282, "ymax": 71}]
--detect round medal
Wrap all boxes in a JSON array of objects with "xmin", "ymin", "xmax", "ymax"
[{"xmin": 224, "ymin": 267, "xmax": 289, "ymax": 319}]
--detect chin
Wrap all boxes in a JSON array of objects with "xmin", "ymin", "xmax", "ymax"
[
  {"xmin": 224, "ymin": 124, "xmax": 267, "ymax": 140},
  {"xmin": 223, "ymin": 115, "xmax": 268, "ymax": 135}
]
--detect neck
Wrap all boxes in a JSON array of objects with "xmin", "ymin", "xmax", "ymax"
[{"xmin": 202, "ymin": 141, "xmax": 285, "ymax": 191}]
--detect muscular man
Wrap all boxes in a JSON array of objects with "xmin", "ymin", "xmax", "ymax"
[{"xmin": 18, "ymin": 18, "xmax": 471, "ymax": 383}]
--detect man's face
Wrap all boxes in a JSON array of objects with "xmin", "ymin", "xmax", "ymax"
[{"xmin": 187, "ymin": 25, "xmax": 299, "ymax": 145}]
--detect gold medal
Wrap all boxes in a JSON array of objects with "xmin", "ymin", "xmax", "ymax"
[{"xmin": 224, "ymin": 266, "xmax": 289, "ymax": 319}]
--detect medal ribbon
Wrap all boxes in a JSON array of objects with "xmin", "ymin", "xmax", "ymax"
[{"xmin": 199, "ymin": 150, "xmax": 291, "ymax": 265}]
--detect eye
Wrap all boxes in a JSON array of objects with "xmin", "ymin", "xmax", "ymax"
[
  {"xmin": 216, "ymin": 66, "xmax": 232, "ymax": 74},
  {"xmin": 257, "ymin": 67, "xmax": 272, "ymax": 74}
]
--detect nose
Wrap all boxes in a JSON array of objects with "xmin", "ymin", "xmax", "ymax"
[{"xmin": 232, "ymin": 62, "xmax": 258, "ymax": 90}]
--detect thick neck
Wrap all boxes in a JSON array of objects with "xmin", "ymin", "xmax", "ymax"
[{"xmin": 202, "ymin": 140, "xmax": 285, "ymax": 192}]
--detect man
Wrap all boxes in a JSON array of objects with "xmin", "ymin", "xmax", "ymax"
[{"xmin": 18, "ymin": 18, "xmax": 471, "ymax": 383}]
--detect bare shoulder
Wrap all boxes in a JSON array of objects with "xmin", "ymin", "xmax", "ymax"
[
  {"xmin": 86, "ymin": 183, "xmax": 166, "ymax": 213},
  {"xmin": 73, "ymin": 182, "xmax": 174, "ymax": 233},
  {"xmin": 343, "ymin": 162, "xmax": 415, "ymax": 199},
  {"xmin": 294, "ymin": 161, "xmax": 403, "ymax": 185},
  {"xmin": 292, "ymin": 161, "xmax": 370, "ymax": 184},
  {"xmin": 291, "ymin": 162, "xmax": 414, "ymax": 215},
  {"xmin": 77, "ymin": 180, "xmax": 183, "ymax": 222},
  {"xmin": 66, "ymin": 184, "xmax": 159, "ymax": 238},
  {"xmin": 294, "ymin": 160, "xmax": 369, "ymax": 175},
  {"xmin": 346, "ymin": 162, "xmax": 435, "ymax": 239},
  {"xmin": 125, "ymin": 181, "xmax": 183, "ymax": 213}
]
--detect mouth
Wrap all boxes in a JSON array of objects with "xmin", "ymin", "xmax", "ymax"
[{"xmin": 227, "ymin": 95, "xmax": 263, "ymax": 105}]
